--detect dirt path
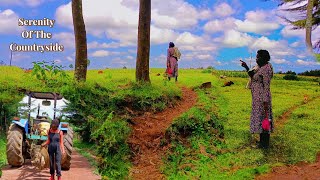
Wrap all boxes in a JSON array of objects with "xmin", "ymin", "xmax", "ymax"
[
  {"xmin": 256, "ymin": 95, "xmax": 320, "ymax": 180},
  {"xmin": 1, "ymin": 150, "xmax": 101, "ymax": 180},
  {"xmin": 128, "ymin": 87, "xmax": 197, "ymax": 180},
  {"xmin": 256, "ymin": 153, "xmax": 320, "ymax": 180}
]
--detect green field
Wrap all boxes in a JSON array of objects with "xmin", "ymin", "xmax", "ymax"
[{"xmin": 0, "ymin": 66, "xmax": 319, "ymax": 179}]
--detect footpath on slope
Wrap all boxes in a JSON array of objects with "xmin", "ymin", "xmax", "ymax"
[
  {"xmin": 1, "ymin": 150, "xmax": 101, "ymax": 180},
  {"xmin": 128, "ymin": 87, "xmax": 197, "ymax": 180},
  {"xmin": 256, "ymin": 95, "xmax": 320, "ymax": 180}
]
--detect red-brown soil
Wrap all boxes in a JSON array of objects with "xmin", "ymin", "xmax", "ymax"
[
  {"xmin": 1, "ymin": 150, "xmax": 101, "ymax": 180},
  {"xmin": 256, "ymin": 153, "xmax": 320, "ymax": 180},
  {"xmin": 256, "ymin": 96, "xmax": 320, "ymax": 180},
  {"xmin": 128, "ymin": 87, "xmax": 197, "ymax": 180}
]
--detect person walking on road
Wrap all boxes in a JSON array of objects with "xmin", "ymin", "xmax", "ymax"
[{"xmin": 42, "ymin": 119, "xmax": 65, "ymax": 180}]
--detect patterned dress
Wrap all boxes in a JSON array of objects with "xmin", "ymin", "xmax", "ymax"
[
  {"xmin": 167, "ymin": 47, "xmax": 178, "ymax": 77},
  {"xmin": 249, "ymin": 63, "xmax": 274, "ymax": 134}
]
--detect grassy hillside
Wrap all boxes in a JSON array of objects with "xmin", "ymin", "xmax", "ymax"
[
  {"xmin": 0, "ymin": 66, "xmax": 319, "ymax": 179},
  {"xmin": 163, "ymin": 70, "xmax": 320, "ymax": 179}
]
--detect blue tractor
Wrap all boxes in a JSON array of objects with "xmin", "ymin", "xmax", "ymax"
[{"xmin": 6, "ymin": 91, "xmax": 73, "ymax": 170}]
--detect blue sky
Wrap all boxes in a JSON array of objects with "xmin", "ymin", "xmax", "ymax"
[{"xmin": 0, "ymin": 0, "xmax": 320, "ymax": 73}]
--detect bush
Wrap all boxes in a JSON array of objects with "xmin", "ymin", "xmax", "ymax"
[
  {"xmin": 283, "ymin": 74, "xmax": 298, "ymax": 80},
  {"xmin": 91, "ymin": 112, "xmax": 131, "ymax": 179},
  {"xmin": 166, "ymin": 108, "xmax": 223, "ymax": 139},
  {"xmin": 201, "ymin": 69, "xmax": 212, "ymax": 73},
  {"xmin": 285, "ymin": 70, "xmax": 296, "ymax": 75}
]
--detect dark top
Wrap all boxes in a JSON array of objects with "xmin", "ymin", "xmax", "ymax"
[{"xmin": 48, "ymin": 130, "xmax": 61, "ymax": 153}]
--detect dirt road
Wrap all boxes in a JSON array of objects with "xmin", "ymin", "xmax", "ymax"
[{"xmin": 1, "ymin": 150, "xmax": 101, "ymax": 180}]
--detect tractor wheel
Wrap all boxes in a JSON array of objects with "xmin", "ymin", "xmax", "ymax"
[
  {"xmin": 6, "ymin": 124, "xmax": 24, "ymax": 167},
  {"xmin": 61, "ymin": 127, "xmax": 73, "ymax": 170}
]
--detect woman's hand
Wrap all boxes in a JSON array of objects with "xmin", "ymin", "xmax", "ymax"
[
  {"xmin": 41, "ymin": 143, "xmax": 46, "ymax": 148},
  {"xmin": 240, "ymin": 60, "xmax": 249, "ymax": 71}
]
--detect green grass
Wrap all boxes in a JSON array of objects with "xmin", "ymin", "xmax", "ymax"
[
  {"xmin": 1, "ymin": 66, "xmax": 320, "ymax": 179},
  {"xmin": 268, "ymin": 97, "xmax": 320, "ymax": 164},
  {"xmin": 0, "ymin": 133, "xmax": 6, "ymax": 178},
  {"xmin": 163, "ymin": 71, "xmax": 320, "ymax": 179}
]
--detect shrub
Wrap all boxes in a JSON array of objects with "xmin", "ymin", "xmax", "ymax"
[
  {"xmin": 283, "ymin": 74, "xmax": 298, "ymax": 80},
  {"xmin": 201, "ymin": 69, "xmax": 212, "ymax": 73}
]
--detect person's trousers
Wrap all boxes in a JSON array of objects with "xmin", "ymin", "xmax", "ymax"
[
  {"xmin": 49, "ymin": 148, "xmax": 61, "ymax": 176},
  {"xmin": 259, "ymin": 133, "xmax": 270, "ymax": 149}
]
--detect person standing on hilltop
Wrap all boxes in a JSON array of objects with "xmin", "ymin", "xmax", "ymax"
[
  {"xmin": 166, "ymin": 42, "xmax": 181, "ymax": 82},
  {"xmin": 240, "ymin": 49, "xmax": 274, "ymax": 149}
]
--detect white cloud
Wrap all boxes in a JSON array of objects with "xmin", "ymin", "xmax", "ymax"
[
  {"xmin": 250, "ymin": 36, "xmax": 283, "ymax": 50},
  {"xmin": 55, "ymin": 1, "xmax": 138, "ymax": 38},
  {"xmin": 290, "ymin": 41, "xmax": 301, "ymax": 47},
  {"xmin": 0, "ymin": 9, "xmax": 24, "ymax": 34},
  {"xmin": 152, "ymin": 54, "xmax": 167, "ymax": 64},
  {"xmin": 151, "ymin": 0, "xmax": 206, "ymax": 29},
  {"xmin": 296, "ymin": 59, "xmax": 320, "ymax": 66},
  {"xmin": 150, "ymin": 25, "xmax": 179, "ymax": 44},
  {"xmin": 197, "ymin": 54, "xmax": 212, "ymax": 60},
  {"xmin": 221, "ymin": 30, "xmax": 253, "ymax": 48},
  {"xmin": 199, "ymin": 9, "xmax": 212, "ymax": 20},
  {"xmin": 249, "ymin": 36, "xmax": 294, "ymax": 57},
  {"xmin": 281, "ymin": 26, "xmax": 304, "ymax": 37},
  {"xmin": 12, "ymin": 53, "xmax": 31, "ymax": 62},
  {"xmin": 0, "ymin": 0, "xmax": 46, "ymax": 7},
  {"xmin": 66, "ymin": 56, "xmax": 73, "ymax": 62},
  {"xmin": 235, "ymin": 19, "xmax": 280, "ymax": 34},
  {"xmin": 204, "ymin": 10, "xmax": 280, "ymax": 35},
  {"xmin": 55, "ymin": 0, "xmax": 208, "ymax": 46},
  {"xmin": 25, "ymin": 0, "xmax": 45, "ymax": 7},
  {"xmin": 52, "ymin": 32, "xmax": 75, "ymax": 49},
  {"xmin": 175, "ymin": 32, "xmax": 217, "ymax": 52},
  {"xmin": 180, "ymin": 51, "xmax": 214, "ymax": 62},
  {"xmin": 176, "ymin": 32, "xmax": 204, "ymax": 45},
  {"xmin": 92, "ymin": 50, "xmax": 110, "ymax": 57},
  {"xmin": 54, "ymin": 59, "xmax": 62, "ymax": 64},
  {"xmin": 126, "ymin": 55, "xmax": 134, "ymax": 60},
  {"xmin": 213, "ymin": 3, "xmax": 235, "ymax": 17},
  {"xmin": 272, "ymin": 59, "xmax": 290, "ymax": 64},
  {"xmin": 245, "ymin": 10, "xmax": 269, "ymax": 22},
  {"xmin": 87, "ymin": 41, "xmax": 120, "ymax": 49},
  {"xmin": 234, "ymin": 10, "xmax": 280, "ymax": 34},
  {"xmin": 204, "ymin": 18, "xmax": 236, "ymax": 33},
  {"xmin": 297, "ymin": 54, "xmax": 307, "ymax": 59}
]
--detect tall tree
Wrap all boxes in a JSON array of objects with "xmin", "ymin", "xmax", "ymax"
[
  {"xmin": 72, "ymin": 0, "xmax": 88, "ymax": 81},
  {"xmin": 136, "ymin": 0, "xmax": 151, "ymax": 83},
  {"xmin": 278, "ymin": 0, "xmax": 320, "ymax": 52},
  {"xmin": 306, "ymin": 0, "xmax": 315, "ymax": 52}
]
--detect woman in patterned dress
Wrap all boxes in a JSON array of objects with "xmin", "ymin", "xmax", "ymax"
[
  {"xmin": 167, "ymin": 42, "xmax": 178, "ymax": 82},
  {"xmin": 241, "ymin": 49, "xmax": 274, "ymax": 149}
]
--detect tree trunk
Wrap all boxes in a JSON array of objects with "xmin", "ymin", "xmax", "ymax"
[
  {"xmin": 72, "ymin": 0, "xmax": 88, "ymax": 82},
  {"xmin": 306, "ymin": 0, "xmax": 314, "ymax": 52},
  {"xmin": 136, "ymin": 0, "xmax": 151, "ymax": 83}
]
